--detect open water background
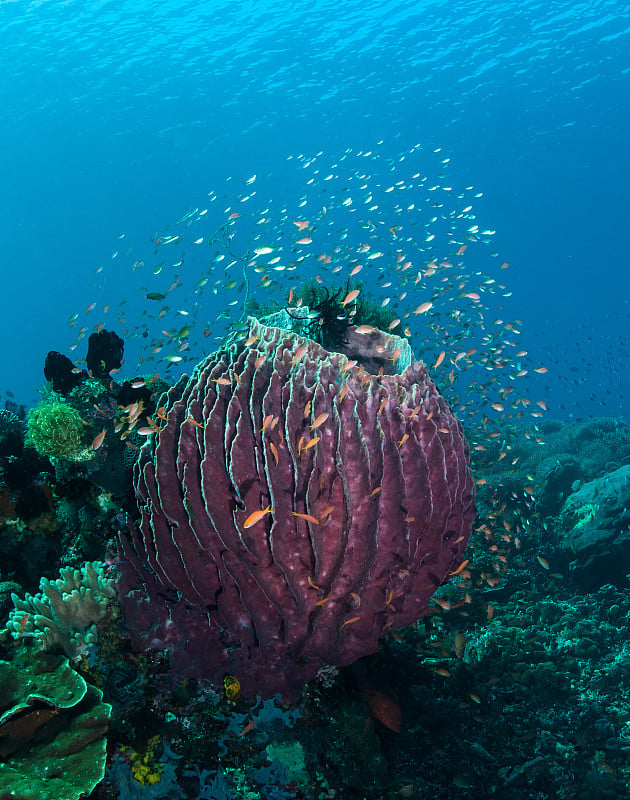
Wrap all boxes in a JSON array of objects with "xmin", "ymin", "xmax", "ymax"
[{"xmin": 0, "ymin": 0, "xmax": 628, "ymax": 421}]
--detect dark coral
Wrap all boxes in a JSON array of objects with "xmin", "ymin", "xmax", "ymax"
[
  {"xmin": 290, "ymin": 282, "xmax": 401, "ymax": 353},
  {"xmin": 87, "ymin": 330, "xmax": 124, "ymax": 379},
  {"xmin": 44, "ymin": 351, "xmax": 87, "ymax": 396},
  {"xmin": 0, "ymin": 409, "xmax": 25, "ymax": 459},
  {"xmin": 0, "ymin": 409, "xmax": 52, "ymax": 523},
  {"xmin": 290, "ymin": 283, "xmax": 356, "ymax": 350}
]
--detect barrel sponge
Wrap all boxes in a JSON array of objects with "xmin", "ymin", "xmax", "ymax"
[{"xmin": 118, "ymin": 316, "xmax": 475, "ymax": 698}]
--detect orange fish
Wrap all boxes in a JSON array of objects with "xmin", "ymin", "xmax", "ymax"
[
  {"xmin": 92, "ymin": 429, "xmax": 107, "ymax": 450},
  {"xmin": 243, "ymin": 505, "xmax": 272, "ymax": 528},
  {"xmin": 315, "ymin": 595, "xmax": 331, "ymax": 606},
  {"xmin": 238, "ymin": 719, "xmax": 256, "ymax": 737},
  {"xmin": 433, "ymin": 351, "xmax": 446, "ymax": 369},
  {"xmin": 291, "ymin": 511, "xmax": 319, "ymax": 524},
  {"xmin": 301, "ymin": 436, "xmax": 320, "ymax": 454},
  {"xmin": 291, "ymin": 345, "xmax": 308, "ymax": 366},
  {"xmin": 364, "ymin": 687, "xmax": 401, "ymax": 733},
  {"xmin": 449, "ymin": 559, "xmax": 470, "ymax": 577},
  {"xmin": 341, "ymin": 289, "xmax": 360, "ymax": 307},
  {"xmin": 453, "ymin": 631, "xmax": 467, "ymax": 659},
  {"xmin": 310, "ymin": 412, "xmax": 329, "ymax": 430},
  {"xmin": 320, "ymin": 505, "xmax": 334, "ymax": 520},
  {"xmin": 186, "ymin": 417, "xmax": 205, "ymax": 430}
]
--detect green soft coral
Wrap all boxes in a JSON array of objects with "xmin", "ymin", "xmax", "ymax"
[
  {"xmin": 27, "ymin": 400, "xmax": 90, "ymax": 461},
  {"xmin": 7, "ymin": 561, "xmax": 117, "ymax": 660}
]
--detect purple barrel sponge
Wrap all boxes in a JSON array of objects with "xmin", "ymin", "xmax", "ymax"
[{"xmin": 117, "ymin": 315, "xmax": 475, "ymax": 698}]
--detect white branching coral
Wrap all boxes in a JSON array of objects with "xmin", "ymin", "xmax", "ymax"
[{"xmin": 7, "ymin": 561, "xmax": 116, "ymax": 660}]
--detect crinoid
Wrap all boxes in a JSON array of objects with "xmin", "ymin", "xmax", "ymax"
[{"xmin": 288, "ymin": 282, "xmax": 357, "ymax": 351}]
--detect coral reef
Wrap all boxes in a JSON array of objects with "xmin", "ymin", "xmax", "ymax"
[
  {"xmin": 4, "ymin": 302, "xmax": 630, "ymax": 798},
  {"xmin": 44, "ymin": 351, "xmax": 87, "ymax": 396},
  {"xmin": 555, "ymin": 464, "xmax": 630, "ymax": 589},
  {"xmin": 477, "ymin": 417, "xmax": 630, "ymax": 520},
  {"xmin": 0, "ymin": 409, "xmax": 25, "ymax": 457},
  {"xmin": 0, "ymin": 644, "xmax": 111, "ymax": 800},
  {"xmin": 44, "ymin": 329, "xmax": 124, "ymax": 399},
  {"xmin": 118, "ymin": 315, "xmax": 475, "ymax": 698},
  {"xmin": 7, "ymin": 561, "xmax": 117, "ymax": 660},
  {"xmin": 86, "ymin": 330, "xmax": 124, "ymax": 379},
  {"xmin": 0, "ymin": 406, "xmax": 53, "ymax": 522},
  {"xmin": 33, "ymin": 330, "xmax": 168, "ymax": 500},
  {"xmin": 27, "ymin": 400, "xmax": 90, "ymax": 461}
]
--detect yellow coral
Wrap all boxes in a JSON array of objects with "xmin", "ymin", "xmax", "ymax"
[
  {"xmin": 223, "ymin": 674, "xmax": 241, "ymax": 703},
  {"xmin": 129, "ymin": 735, "xmax": 163, "ymax": 786}
]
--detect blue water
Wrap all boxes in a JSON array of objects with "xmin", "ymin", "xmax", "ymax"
[{"xmin": 1, "ymin": 0, "xmax": 628, "ymax": 421}]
